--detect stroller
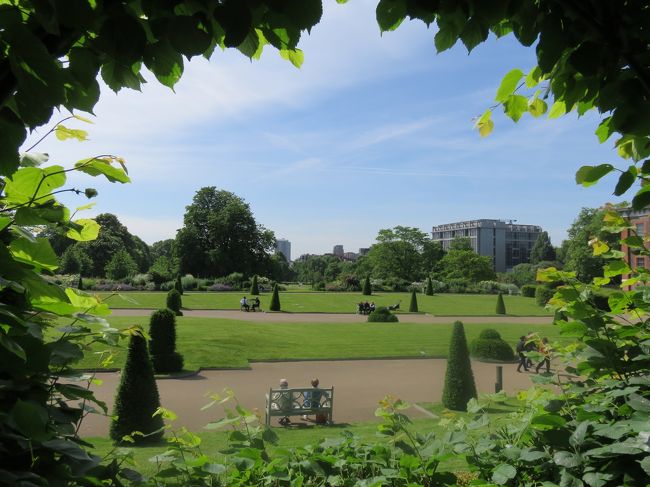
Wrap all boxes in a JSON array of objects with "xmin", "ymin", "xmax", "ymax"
[{"xmin": 388, "ymin": 301, "xmax": 401, "ymax": 311}]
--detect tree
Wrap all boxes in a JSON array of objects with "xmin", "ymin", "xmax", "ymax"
[
  {"xmin": 149, "ymin": 309, "xmax": 183, "ymax": 374},
  {"xmin": 166, "ymin": 290, "xmax": 183, "ymax": 316},
  {"xmin": 110, "ymin": 332, "xmax": 164, "ymax": 444},
  {"xmin": 176, "ymin": 187, "xmax": 276, "ymax": 277},
  {"xmin": 495, "ymin": 292, "xmax": 506, "ymax": 315},
  {"xmin": 269, "ymin": 284, "xmax": 281, "ymax": 311},
  {"xmin": 439, "ymin": 249, "xmax": 496, "ymax": 282},
  {"xmin": 509, "ymin": 263, "xmax": 537, "ymax": 287},
  {"xmin": 530, "ymin": 232, "xmax": 556, "ymax": 264},
  {"xmin": 105, "ymin": 249, "xmax": 138, "ymax": 280},
  {"xmin": 149, "ymin": 257, "xmax": 174, "ymax": 288},
  {"xmin": 250, "ymin": 275, "xmax": 259, "ymax": 295},
  {"xmin": 59, "ymin": 245, "xmax": 92, "ymax": 275},
  {"xmin": 409, "ymin": 289, "xmax": 419, "ymax": 312},
  {"xmin": 442, "ymin": 321, "xmax": 477, "ymax": 412},
  {"xmin": 362, "ymin": 276, "xmax": 372, "ymax": 296},
  {"xmin": 425, "ymin": 277, "xmax": 434, "ymax": 296}
]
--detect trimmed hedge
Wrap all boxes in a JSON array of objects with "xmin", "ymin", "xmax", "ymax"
[
  {"xmin": 110, "ymin": 333, "xmax": 164, "ymax": 444},
  {"xmin": 149, "ymin": 308, "xmax": 183, "ymax": 374},
  {"xmin": 535, "ymin": 285, "xmax": 555, "ymax": 306},
  {"xmin": 250, "ymin": 275, "xmax": 259, "ymax": 295},
  {"xmin": 521, "ymin": 284, "xmax": 537, "ymax": 297},
  {"xmin": 362, "ymin": 276, "xmax": 372, "ymax": 296},
  {"xmin": 442, "ymin": 321, "xmax": 477, "ymax": 411},
  {"xmin": 166, "ymin": 289, "xmax": 183, "ymax": 316},
  {"xmin": 367, "ymin": 307, "xmax": 399, "ymax": 323},
  {"xmin": 495, "ymin": 292, "xmax": 506, "ymax": 314},
  {"xmin": 425, "ymin": 277, "xmax": 434, "ymax": 296},
  {"xmin": 409, "ymin": 289, "xmax": 419, "ymax": 312},
  {"xmin": 478, "ymin": 328, "xmax": 501, "ymax": 340},
  {"xmin": 470, "ymin": 339, "xmax": 515, "ymax": 361},
  {"xmin": 175, "ymin": 275, "xmax": 183, "ymax": 295},
  {"xmin": 269, "ymin": 283, "xmax": 281, "ymax": 311}
]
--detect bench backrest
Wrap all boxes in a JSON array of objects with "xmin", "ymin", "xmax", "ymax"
[{"xmin": 266, "ymin": 387, "xmax": 334, "ymax": 413}]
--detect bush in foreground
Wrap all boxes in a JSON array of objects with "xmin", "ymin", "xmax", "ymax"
[
  {"xmin": 269, "ymin": 283, "xmax": 281, "ymax": 311},
  {"xmin": 442, "ymin": 321, "xmax": 477, "ymax": 411},
  {"xmin": 110, "ymin": 332, "xmax": 164, "ymax": 444},
  {"xmin": 367, "ymin": 307, "xmax": 399, "ymax": 322},
  {"xmin": 149, "ymin": 309, "xmax": 184, "ymax": 374},
  {"xmin": 166, "ymin": 289, "xmax": 183, "ymax": 316},
  {"xmin": 470, "ymin": 328, "xmax": 515, "ymax": 361}
]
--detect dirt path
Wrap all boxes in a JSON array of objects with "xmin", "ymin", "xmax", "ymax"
[
  {"xmin": 109, "ymin": 308, "xmax": 553, "ymax": 324},
  {"xmin": 80, "ymin": 358, "xmax": 538, "ymax": 437}
]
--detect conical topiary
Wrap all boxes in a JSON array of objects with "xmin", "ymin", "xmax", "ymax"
[
  {"xmin": 166, "ymin": 289, "xmax": 183, "ymax": 316},
  {"xmin": 425, "ymin": 277, "xmax": 433, "ymax": 296},
  {"xmin": 269, "ymin": 283, "xmax": 281, "ymax": 311},
  {"xmin": 442, "ymin": 321, "xmax": 477, "ymax": 411},
  {"xmin": 175, "ymin": 275, "xmax": 183, "ymax": 295},
  {"xmin": 77, "ymin": 274, "xmax": 83, "ymax": 290},
  {"xmin": 409, "ymin": 289, "xmax": 419, "ymax": 312},
  {"xmin": 496, "ymin": 292, "xmax": 506, "ymax": 315},
  {"xmin": 362, "ymin": 276, "xmax": 372, "ymax": 296},
  {"xmin": 110, "ymin": 332, "xmax": 164, "ymax": 444},
  {"xmin": 149, "ymin": 309, "xmax": 184, "ymax": 374},
  {"xmin": 250, "ymin": 275, "xmax": 259, "ymax": 295}
]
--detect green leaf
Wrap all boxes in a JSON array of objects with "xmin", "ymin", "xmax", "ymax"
[
  {"xmin": 528, "ymin": 97, "xmax": 548, "ymax": 117},
  {"xmin": 144, "ymin": 40, "xmax": 184, "ymax": 89},
  {"xmin": 559, "ymin": 321, "xmax": 587, "ymax": 336},
  {"xmin": 55, "ymin": 125, "xmax": 88, "ymax": 142},
  {"xmin": 525, "ymin": 66, "xmax": 542, "ymax": 88},
  {"xmin": 279, "ymin": 48, "xmax": 304, "ymax": 69},
  {"xmin": 603, "ymin": 260, "xmax": 631, "ymax": 278},
  {"xmin": 9, "ymin": 237, "xmax": 59, "ymax": 271},
  {"xmin": 628, "ymin": 393, "xmax": 650, "ymax": 412},
  {"xmin": 75, "ymin": 157, "xmax": 130, "ymax": 183},
  {"xmin": 614, "ymin": 168, "xmax": 636, "ymax": 195},
  {"xmin": 460, "ymin": 18, "xmax": 488, "ymax": 52},
  {"xmin": 548, "ymin": 100, "xmax": 566, "ymax": 119},
  {"xmin": 65, "ymin": 288, "xmax": 111, "ymax": 315},
  {"xmin": 495, "ymin": 68, "xmax": 524, "ymax": 103},
  {"xmin": 167, "ymin": 16, "xmax": 212, "ymax": 58},
  {"xmin": 10, "ymin": 400, "xmax": 50, "ymax": 441},
  {"xmin": 492, "ymin": 463, "xmax": 517, "ymax": 484},
  {"xmin": 65, "ymin": 219, "xmax": 100, "ymax": 241},
  {"xmin": 504, "ymin": 94, "xmax": 528, "ymax": 122},
  {"xmin": 595, "ymin": 117, "xmax": 613, "ymax": 143},
  {"xmin": 376, "ymin": 0, "xmax": 407, "ymax": 32},
  {"xmin": 632, "ymin": 185, "xmax": 650, "ymax": 210},
  {"xmin": 575, "ymin": 164, "xmax": 614, "ymax": 187},
  {"xmin": 0, "ymin": 333, "xmax": 26, "ymax": 361},
  {"xmin": 20, "ymin": 152, "xmax": 49, "ymax": 167},
  {"xmin": 14, "ymin": 205, "xmax": 69, "ymax": 225},
  {"xmin": 0, "ymin": 217, "xmax": 11, "ymax": 231},
  {"xmin": 531, "ymin": 414, "xmax": 566, "ymax": 428},
  {"xmin": 475, "ymin": 109, "xmax": 494, "ymax": 137},
  {"xmin": 553, "ymin": 451, "xmax": 581, "ymax": 468},
  {"xmin": 4, "ymin": 165, "xmax": 66, "ymax": 205}
]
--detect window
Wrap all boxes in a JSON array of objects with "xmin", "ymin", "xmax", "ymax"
[
  {"xmin": 636, "ymin": 223, "xmax": 645, "ymax": 236},
  {"xmin": 636, "ymin": 257, "xmax": 646, "ymax": 269}
]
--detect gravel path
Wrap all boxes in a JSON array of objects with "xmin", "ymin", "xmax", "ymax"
[
  {"xmin": 109, "ymin": 308, "xmax": 553, "ymax": 324},
  {"xmin": 79, "ymin": 358, "xmax": 538, "ymax": 437}
]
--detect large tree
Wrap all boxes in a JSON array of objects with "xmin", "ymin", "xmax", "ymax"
[
  {"xmin": 439, "ymin": 249, "xmax": 496, "ymax": 282},
  {"xmin": 176, "ymin": 187, "xmax": 275, "ymax": 277},
  {"xmin": 530, "ymin": 231, "xmax": 556, "ymax": 264}
]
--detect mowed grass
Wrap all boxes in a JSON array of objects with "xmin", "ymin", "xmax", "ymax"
[
  {"xmin": 96, "ymin": 291, "xmax": 550, "ymax": 316},
  {"xmin": 76, "ymin": 316, "xmax": 561, "ymax": 370},
  {"xmin": 86, "ymin": 398, "xmax": 523, "ymax": 475}
]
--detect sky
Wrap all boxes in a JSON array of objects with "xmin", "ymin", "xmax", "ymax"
[{"xmin": 27, "ymin": 0, "xmax": 625, "ymax": 260}]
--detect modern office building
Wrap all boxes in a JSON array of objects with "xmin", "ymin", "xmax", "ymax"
[
  {"xmin": 275, "ymin": 239, "xmax": 291, "ymax": 262},
  {"xmin": 431, "ymin": 219, "xmax": 542, "ymax": 272},
  {"xmin": 333, "ymin": 245, "xmax": 344, "ymax": 257}
]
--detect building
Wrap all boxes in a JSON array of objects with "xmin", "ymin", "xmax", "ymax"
[
  {"xmin": 343, "ymin": 252, "xmax": 358, "ymax": 261},
  {"xmin": 275, "ymin": 239, "xmax": 291, "ymax": 262},
  {"xmin": 358, "ymin": 247, "xmax": 370, "ymax": 256},
  {"xmin": 333, "ymin": 245, "xmax": 344, "ymax": 257},
  {"xmin": 431, "ymin": 219, "xmax": 542, "ymax": 272},
  {"xmin": 619, "ymin": 207, "xmax": 649, "ymax": 279}
]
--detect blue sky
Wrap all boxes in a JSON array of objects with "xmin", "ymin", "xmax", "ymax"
[{"xmin": 29, "ymin": 0, "xmax": 624, "ymax": 259}]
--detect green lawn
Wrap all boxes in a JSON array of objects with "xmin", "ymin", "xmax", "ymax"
[
  {"xmin": 96, "ymin": 291, "xmax": 550, "ymax": 316},
  {"xmin": 76, "ymin": 316, "xmax": 561, "ymax": 370},
  {"xmin": 86, "ymin": 398, "xmax": 523, "ymax": 476}
]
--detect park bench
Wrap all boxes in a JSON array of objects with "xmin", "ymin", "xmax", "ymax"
[
  {"xmin": 265, "ymin": 386, "xmax": 334, "ymax": 427},
  {"xmin": 240, "ymin": 300, "xmax": 261, "ymax": 312}
]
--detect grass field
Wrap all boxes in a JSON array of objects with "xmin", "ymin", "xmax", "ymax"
[
  {"xmin": 76, "ymin": 316, "xmax": 561, "ymax": 370},
  {"xmin": 96, "ymin": 291, "xmax": 551, "ymax": 316},
  {"xmin": 85, "ymin": 398, "xmax": 522, "ymax": 475}
]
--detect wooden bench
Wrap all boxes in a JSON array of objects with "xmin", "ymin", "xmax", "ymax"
[{"xmin": 265, "ymin": 387, "xmax": 334, "ymax": 427}]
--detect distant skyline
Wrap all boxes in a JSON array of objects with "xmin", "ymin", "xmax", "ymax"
[{"xmin": 25, "ymin": 0, "xmax": 624, "ymax": 259}]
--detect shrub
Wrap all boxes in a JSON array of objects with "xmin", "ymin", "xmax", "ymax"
[
  {"xmin": 385, "ymin": 277, "xmax": 410, "ymax": 292},
  {"xmin": 160, "ymin": 280, "xmax": 175, "ymax": 291},
  {"xmin": 479, "ymin": 328, "xmax": 501, "ymax": 340},
  {"xmin": 131, "ymin": 273, "xmax": 151, "ymax": 287},
  {"xmin": 175, "ymin": 275, "xmax": 183, "ymax": 294},
  {"xmin": 477, "ymin": 280, "xmax": 501, "ymax": 294},
  {"xmin": 109, "ymin": 332, "xmax": 164, "ymax": 444},
  {"xmin": 535, "ymin": 285, "xmax": 555, "ymax": 306},
  {"xmin": 495, "ymin": 292, "xmax": 506, "ymax": 314},
  {"xmin": 470, "ymin": 329, "xmax": 515, "ymax": 361},
  {"xmin": 430, "ymin": 279, "xmax": 448, "ymax": 293},
  {"xmin": 144, "ymin": 282, "xmax": 156, "ymax": 291},
  {"xmin": 362, "ymin": 276, "xmax": 372, "ymax": 295},
  {"xmin": 166, "ymin": 289, "xmax": 183, "ymax": 316},
  {"xmin": 500, "ymin": 283, "xmax": 519, "ymax": 295},
  {"xmin": 409, "ymin": 289, "xmax": 419, "ymax": 312},
  {"xmin": 425, "ymin": 277, "xmax": 434, "ymax": 296},
  {"xmin": 367, "ymin": 307, "xmax": 399, "ymax": 323},
  {"xmin": 312, "ymin": 280, "xmax": 326, "ymax": 291},
  {"xmin": 208, "ymin": 283, "xmax": 233, "ymax": 292},
  {"xmin": 149, "ymin": 309, "xmax": 184, "ymax": 374},
  {"xmin": 446, "ymin": 278, "xmax": 470, "ymax": 293},
  {"xmin": 77, "ymin": 275, "xmax": 83, "ymax": 290},
  {"xmin": 250, "ymin": 275, "xmax": 259, "ymax": 295},
  {"xmin": 442, "ymin": 321, "xmax": 477, "ymax": 411},
  {"xmin": 269, "ymin": 284, "xmax": 281, "ymax": 311},
  {"xmin": 342, "ymin": 274, "xmax": 360, "ymax": 291},
  {"xmin": 521, "ymin": 284, "xmax": 537, "ymax": 297},
  {"xmin": 105, "ymin": 250, "xmax": 138, "ymax": 280},
  {"xmin": 181, "ymin": 274, "xmax": 199, "ymax": 291}
]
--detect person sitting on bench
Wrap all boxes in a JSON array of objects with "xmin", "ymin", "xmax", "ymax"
[
  {"xmin": 251, "ymin": 297, "xmax": 260, "ymax": 312},
  {"xmin": 240, "ymin": 296, "xmax": 249, "ymax": 311}
]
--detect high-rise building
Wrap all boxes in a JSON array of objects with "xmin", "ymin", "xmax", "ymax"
[
  {"xmin": 358, "ymin": 247, "xmax": 370, "ymax": 256},
  {"xmin": 431, "ymin": 219, "xmax": 542, "ymax": 272},
  {"xmin": 333, "ymin": 245, "xmax": 344, "ymax": 257},
  {"xmin": 276, "ymin": 239, "xmax": 291, "ymax": 262}
]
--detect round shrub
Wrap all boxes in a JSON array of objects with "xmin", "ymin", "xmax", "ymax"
[
  {"xmin": 367, "ymin": 307, "xmax": 399, "ymax": 323},
  {"xmin": 535, "ymin": 285, "xmax": 555, "ymax": 306},
  {"xmin": 478, "ymin": 328, "xmax": 501, "ymax": 340},
  {"xmin": 470, "ymin": 338, "xmax": 515, "ymax": 361},
  {"xmin": 166, "ymin": 289, "xmax": 183, "ymax": 316},
  {"xmin": 521, "ymin": 284, "xmax": 537, "ymax": 298}
]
